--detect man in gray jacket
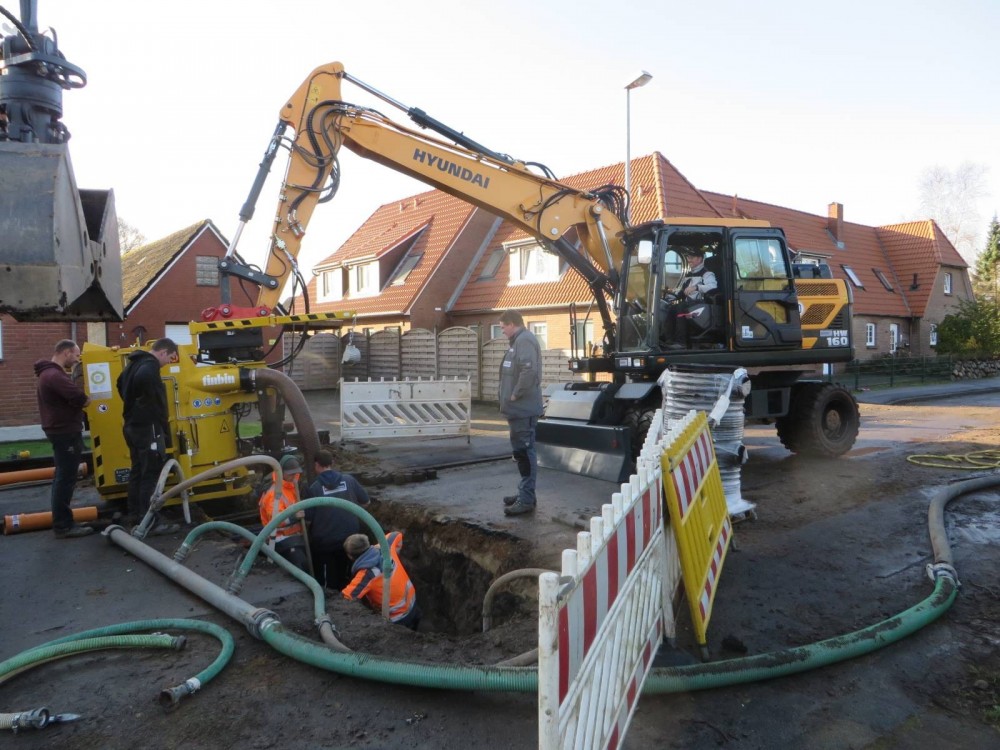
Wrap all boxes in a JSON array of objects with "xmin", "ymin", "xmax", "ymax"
[{"xmin": 497, "ymin": 310, "xmax": 543, "ymax": 516}]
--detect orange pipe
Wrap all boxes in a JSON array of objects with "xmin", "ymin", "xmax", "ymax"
[
  {"xmin": 0, "ymin": 462, "xmax": 88, "ymax": 487},
  {"xmin": 4, "ymin": 506, "xmax": 99, "ymax": 535}
]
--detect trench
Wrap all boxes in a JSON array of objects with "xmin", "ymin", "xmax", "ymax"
[{"xmin": 372, "ymin": 499, "xmax": 539, "ymax": 635}]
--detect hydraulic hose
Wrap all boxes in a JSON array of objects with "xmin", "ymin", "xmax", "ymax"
[
  {"xmin": 176, "ymin": 520, "xmax": 350, "ymax": 652},
  {"xmin": 483, "ymin": 568, "xmax": 554, "ymax": 667}
]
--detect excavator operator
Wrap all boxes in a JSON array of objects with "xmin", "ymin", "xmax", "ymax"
[{"xmin": 660, "ymin": 247, "xmax": 718, "ymax": 349}]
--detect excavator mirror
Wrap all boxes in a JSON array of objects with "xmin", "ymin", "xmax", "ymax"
[{"xmin": 636, "ymin": 239, "xmax": 653, "ymax": 265}]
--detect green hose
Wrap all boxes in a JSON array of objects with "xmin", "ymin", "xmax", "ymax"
[
  {"xmin": 0, "ymin": 634, "xmax": 182, "ymax": 684},
  {"xmin": 2, "ymin": 619, "xmax": 235, "ymax": 708}
]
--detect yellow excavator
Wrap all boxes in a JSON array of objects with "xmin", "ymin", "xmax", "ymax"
[{"xmin": 206, "ymin": 62, "xmax": 860, "ymax": 480}]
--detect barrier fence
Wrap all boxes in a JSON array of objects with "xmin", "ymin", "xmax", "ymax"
[
  {"xmin": 538, "ymin": 408, "xmax": 731, "ymax": 749},
  {"xmin": 339, "ymin": 377, "xmax": 471, "ymax": 441}
]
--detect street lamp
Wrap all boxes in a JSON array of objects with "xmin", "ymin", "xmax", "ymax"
[{"xmin": 624, "ymin": 71, "xmax": 652, "ymax": 221}]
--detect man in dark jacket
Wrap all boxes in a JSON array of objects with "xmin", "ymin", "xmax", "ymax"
[
  {"xmin": 116, "ymin": 338, "xmax": 180, "ymax": 534},
  {"xmin": 497, "ymin": 309, "xmax": 543, "ymax": 516},
  {"xmin": 35, "ymin": 340, "xmax": 93, "ymax": 538},
  {"xmin": 304, "ymin": 449, "xmax": 370, "ymax": 590}
]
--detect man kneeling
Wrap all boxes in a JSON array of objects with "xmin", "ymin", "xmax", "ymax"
[{"xmin": 342, "ymin": 532, "xmax": 421, "ymax": 630}]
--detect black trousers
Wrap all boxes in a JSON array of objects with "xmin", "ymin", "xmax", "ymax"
[{"xmin": 123, "ymin": 422, "xmax": 166, "ymax": 522}]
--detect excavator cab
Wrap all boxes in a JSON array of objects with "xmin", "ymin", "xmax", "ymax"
[{"xmin": 0, "ymin": 1, "xmax": 123, "ymax": 321}]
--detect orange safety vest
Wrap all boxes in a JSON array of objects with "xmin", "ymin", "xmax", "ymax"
[
  {"xmin": 342, "ymin": 532, "xmax": 417, "ymax": 623},
  {"xmin": 258, "ymin": 474, "xmax": 303, "ymax": 540}
]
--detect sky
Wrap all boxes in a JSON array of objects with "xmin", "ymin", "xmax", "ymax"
[{"xmin": 16, "ymin": 0, "xmax": 1000, "ymax": 277}]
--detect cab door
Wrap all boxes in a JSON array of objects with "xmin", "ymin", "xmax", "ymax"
[{"xmin": 729, "ymin": 231, "xmax": 802, "ymax": 349}]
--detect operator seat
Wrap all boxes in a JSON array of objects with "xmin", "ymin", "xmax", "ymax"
[{"xmin": 687, "ymin": 253, "xmax": 726, "ymax": 346}]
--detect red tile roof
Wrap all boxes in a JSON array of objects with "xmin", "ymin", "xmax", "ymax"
[{"xmin": 877, "ymin": 220, "xmax": 968, "ymax": 317}]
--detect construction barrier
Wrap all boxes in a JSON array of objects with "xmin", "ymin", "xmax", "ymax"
[
  {"xmin": 339, "ymin": 377, "xmax": 471, "ymax": 442},
  {"xmin": 538, "ymin": 415, "xmax": 673, "ymax": 750},
  {"xmin": 660, "ymin": 410, "xmax": 732, "ymax": 653}
]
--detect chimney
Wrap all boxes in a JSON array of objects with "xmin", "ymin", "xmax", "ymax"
[{"xmin": 827, "ymin": 202, "xmax": 844, "ymax": 243}]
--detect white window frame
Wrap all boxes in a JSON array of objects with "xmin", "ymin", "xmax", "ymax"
[
  {"xmin": 317, "ymin": 268, "xmax": 343, "ymax": 302},
  {"xmin": 865, "ymin": 323, "xmax": 876, "ymax": 348},
  {"xmin": 841, "ymin": 265, "xmax": 865, "ymax": 289},
  {"xmin": 528, "ymin": 321, "xmax": 548, "ymax": 349},
  {"xmin": 929, "ymin": 323, "xmax": 938, "ymax": 347},
  {"xmin": 574, "ymin": 319, "xmax": 595, "ymax": 354},
  {"xmin": 352, "ymin": 261, "xmax": 379, "ymax": 297},
  {"xmin": 508, "ymin": 242, "xmax": 561, "ymax": 285},
  {"xmin": 943, "ymin": 272, "xmax": 953, "ymax": 295},
  {"xmin": 490, "ymin": 324, "xmax": 504, "ymax": 340},
  {"xmin": 889, "ymin": 323, "xmax": 899, "ymax": 354}
]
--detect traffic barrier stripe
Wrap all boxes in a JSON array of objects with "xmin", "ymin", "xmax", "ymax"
[{"xmin": 698, "ymin": 517, "xmax": 732, "ymax": 621}]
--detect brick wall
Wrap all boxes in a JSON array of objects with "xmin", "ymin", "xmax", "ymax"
[{"xmin": 0, "ymin": 316, "xmax": 87, "ymax": 426}]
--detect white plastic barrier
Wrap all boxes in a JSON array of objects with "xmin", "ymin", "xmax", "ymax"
[
  {"xmin": 339, "ymin": 377, "xmax": 471, "ymax": 441},
  {"xmin": 538, "ymin": 414, "xmax": 675, "ymax": 750}
]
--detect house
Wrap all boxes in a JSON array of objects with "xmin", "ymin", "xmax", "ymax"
[{"xmin": 302, "ymin": 152, "xmax": 973, "ymax": 360}]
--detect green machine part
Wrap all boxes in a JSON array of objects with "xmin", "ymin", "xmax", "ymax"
[{"xmin": 82, "ymin": 342, "xmax": 259, "ymax": 504}]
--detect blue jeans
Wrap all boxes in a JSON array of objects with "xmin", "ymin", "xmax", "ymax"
[
  {"xmin": 508, "ymin": 416, "xmax": 537, "ymax": 506},
  {"xmin": 49, "ymin": 432, "xmax": 84, "ymax": 531}
]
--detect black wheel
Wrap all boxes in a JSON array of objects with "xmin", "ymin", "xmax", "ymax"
[
  {"xmin": 775, "ymin": 382, "xmax": 859, "ymax": 457},
  {"xmin": 623, "ymin": 403, "xmax": 657, "ymax": 461}
]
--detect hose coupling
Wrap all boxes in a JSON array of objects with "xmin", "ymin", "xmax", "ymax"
[
  {"xmin": 159, "ymin": 678, "xmax": 202, "ymax": 710},
  {"xmin": 7, "ymin": 707, "xmax": 48, "ymax": 733},
  {"xmin": 926, "ymin": 561, "xmax": 960, "ymax": 586},
  {"xmin": 173, "ymin": 543, "xmax": 192, "ymax": 563},
  {"xmin": 316, "ymin": 613, "xmax": 338, "ymax": 635},
  {"xmin": 246, "ymin": 608, "xmax": 280, "ymax": 639}
]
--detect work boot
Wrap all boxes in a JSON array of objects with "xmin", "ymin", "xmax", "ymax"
[
  {"xmin": 502, "ymin": 495, "xmax": 519, "ymax": 507},
  {"xmin": 147, "ymin": 521, "xmax": 182, "ymax": 537},
  {"xmin": 504, "ymin": 501, "xmax": 535, "ymax": 517},
  {"xmin": 54, "ymin": 525, "xmax": 95, "ymax": 539}
]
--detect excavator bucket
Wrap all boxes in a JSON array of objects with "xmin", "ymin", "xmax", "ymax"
[{"xmin": 0, "ymin": 142, "xmax": 123, "ymax": 321}]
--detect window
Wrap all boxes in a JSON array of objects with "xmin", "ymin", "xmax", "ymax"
[
  {"xmin": 573, "ymin": 319, "xmax": 595, "ymax": 354},
  {"xmin": 528, "ymin": 322, "xmax": 548, "ymax": 348},
  {"xmin": 841, "ymin": 265, "xmax": 864, "ymax": 289},
  {"xmin": 490, "ymin": 324, "xmax": 504, "ymax": 340},
  {"xmin": 872, "ymin": 269, "xmax": 894, "ymax": 292},
  {"xmin": 929, "ymin": 323, "xmax": 938, "ymax": 347},
  {"xmin": 387, "ymin": 252, "xmax": 422, "ymax": 287},
  {"xmin": 196, "ymin": 256, "xmax": 219, "ymax": 286},
  {"xmin": 317, "ymin": 268, "xmax": 343, "ymax": 302},
  {"xmin": 865, "ymin": 323, "xmax": 876, "ymax": 348},
  {"xmin": 943, "ymin": 272, "xmax": 953, "ymax": 295},
  {"xmin": 509, "ymin": 243, "xmax": 561, "ymax": 284},
  {"xmin": 352, "ymin": 262, "xmax": 378, "ymax": 296},
  {"xmin": 479, "ymin": 249, "xmax": 505, "ymax": 280},
  {"xmin": 734, "ymin": 238, "xmax": 786, "ymax": 280},
  {"xmin": 889, "ymin": 323, "xmax": 899, "ymax": 354}
]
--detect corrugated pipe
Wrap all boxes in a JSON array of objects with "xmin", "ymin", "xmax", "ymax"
[{"xmin": 250, "ymin": 368, "xmax": 320, "ymax": 472}]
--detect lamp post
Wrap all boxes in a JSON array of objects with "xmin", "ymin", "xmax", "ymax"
[{"xmin": 624, "ymin": 71, "xmax": 652, "ymax": 221}]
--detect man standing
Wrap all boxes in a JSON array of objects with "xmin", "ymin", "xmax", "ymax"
[
  {"xmin": 497, "ymin": 310, "xmax": 543, "ymax": 516},
  {"xmin": 35, "ymin": 340, "xmax": 93, "ymax": 538},
  {"xmin": 116, "ymin": 337, "xmax": 180, "ymax": 534},
  {"xmin": 305, "ymin": 449, "xmax": 370, "ymax": 590}
]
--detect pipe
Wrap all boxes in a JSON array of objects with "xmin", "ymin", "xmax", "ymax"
[
  {"xmin": 3, "ymin": 506, "xmax": 97, "ymax": 535},
  {"xmin": 0, "ymin": 463, "xmax": 87, "ymax": 487},
  {"xmin": 175, "ymin": 520, "xmax": 350, "ymax": 652},
  {"xmin": 252, "ymin": 368, "xmax": 320, "ymax": 473},
  {"xmin": 482, "ymin": 568, "xmax": 554, "ymax": 632}
]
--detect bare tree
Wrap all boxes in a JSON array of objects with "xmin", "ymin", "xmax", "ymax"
[
  {"xmin": 917, "ymin": 162, "xmax": 989, "ymax": 265},
  {"xmin": 118, "ymin": 218, "xmax": 147, "ymax": 253}
]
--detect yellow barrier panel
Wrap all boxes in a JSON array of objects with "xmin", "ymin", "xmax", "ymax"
[{"xmin": 660, "ymin": 410, "xmax": 732, "ymax": 650}]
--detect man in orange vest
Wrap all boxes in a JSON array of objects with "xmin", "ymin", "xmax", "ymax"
[
  {"xmin": 258, "ymin": 454, "xmax": 309, "ymax": 572},
  {"xmin": 342, "ymin": 532, "xmax": 421, "ymax": 630}
]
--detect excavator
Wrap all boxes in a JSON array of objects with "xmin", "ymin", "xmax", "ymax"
[
  {"xmin": 206, "ymin": 61, "xmax": 860, "ymax": 480},
  {"xmin": 0, "ymin": 0, "xmax": 122, "ymax": 321}
]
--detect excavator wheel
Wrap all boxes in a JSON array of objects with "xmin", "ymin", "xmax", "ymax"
[
  {"xmin": 775, "ymin": 382, "xmax": 859, "ymax": 457},
  {"xmin": 623, "ymin": 403, "xmax": 657, "ymax": 463}
]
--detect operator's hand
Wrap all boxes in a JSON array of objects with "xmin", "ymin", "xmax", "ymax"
[{"xmin": 684, "ymin": 285, "xmax": 699, "ymax": 298}]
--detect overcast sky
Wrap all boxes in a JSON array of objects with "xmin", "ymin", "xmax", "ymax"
[{"xmin": 21, "ymin": 0, "xmax": 1000, "ymax": 275}]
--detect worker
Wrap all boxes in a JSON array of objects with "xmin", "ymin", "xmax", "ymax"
[
  {"xmin": 497, "ymin": 309, "xmax": 543, "ymax": 517},
  {"xmin": 303, "ymin": 449, "xmax": 370, "ymax": 590},
  {"xmin": 258, "ymin": 454, "xmax": 310, "ymax": 572},
  {"xmin": 34, "ymin": 339, "xmax": 93, "ymax": 538},
  {"xmin": 342, "ymin": 532, "xmax": 421, "ymax": 630},
  {"xmin": 116, "ymin": 337, "xmax": 181, "ymax": 535},
  {"xmin": 661, "ymin": 248, "xmax": 718, "ymax": 349}
]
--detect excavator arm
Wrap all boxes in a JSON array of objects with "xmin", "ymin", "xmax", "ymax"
[{"xmin": 222, "ymin": 63, "xmax": 629, "ymax": 345}]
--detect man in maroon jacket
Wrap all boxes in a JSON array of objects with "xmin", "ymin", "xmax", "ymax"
[{"xmin": 34, "ymin": 340, "xmax": 93, "ymax": 538}]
